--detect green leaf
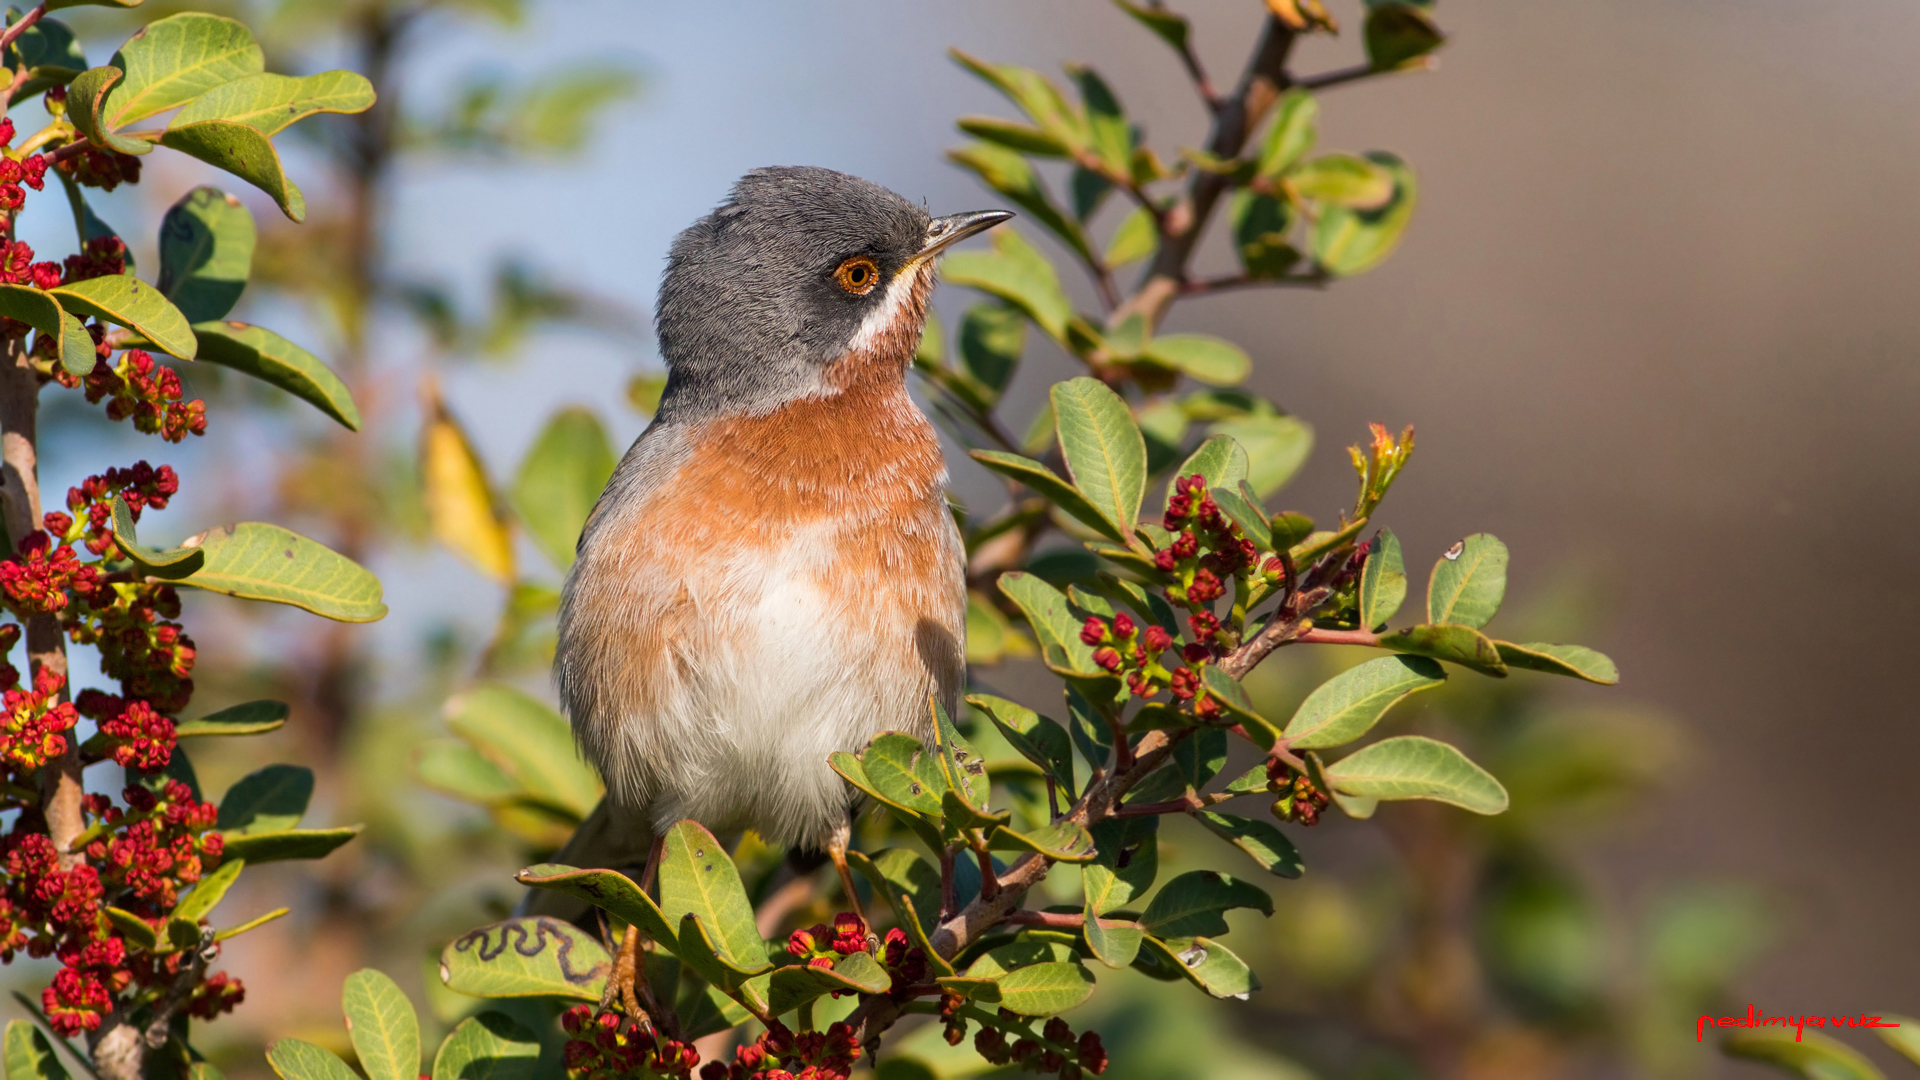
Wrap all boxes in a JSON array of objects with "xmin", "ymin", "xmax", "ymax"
[
  {"xmin": 1229, "ymin": 189, "xmax": 1300, "ymax": 280},
  {"xmin": 1876, "ymin": 1016, "xmax": 1920, "ymax": 1068},
  {"xmin": 445, "ymin": 685, "xmax": 599, "ymax": 819},
  {"xmin": 265, "ymin": 1039, "xmax": 357, "ymax": 1080},
  {"xmin": 1167, "ymin": 435, "xmax": 1250, "ymax": 505},
  {"xmin": 169, "ymin": 69, "xmax": 374, "ymax": 134},
  {"xmin": 1105, "ymin": 206, "xmax": 1156, "ymax": 267},
  {"xmin": 1142, "ymin": 870, "xmax": 1274, "ymax": 938},
  {"xmin": 1207, "ymin": 484, "xmax": 1271, "ymax": 549},
  {"xmin": 103, "ymin": 14, "xmax": 264, "ymax": 126},
  {"xmin": 1112, "ymin": 0, "xmax": 1191, "ymax": 54},
  {"xmin": 157, "ymin": 186, "xmax": 254, "ymax": 324},
  {"xmin": 1379, "ymin": 623, "xmax": 1508, "ymax": 676},
  {"xmin": 1052, "ymin": 377, "xmax": 1146, "ymax": 543},
  {"xmin": 1192, "ymin": 812, "xmax": 1303, "ymax": 879},
  {"xmin": 430, "ymin": 1012, "xmax": 540, "ymax": 1080},
  {"xmin": 1084, "ymin": 815, "xmax": 1158, "ymax": 915},
  {"xmin": 859, "ymin": 733, "xmax": 945, "ymax": 817},
  {"xmin": 1312, "ymin": 152, "xmax": 1418, "ymax": 277},
  {"xmin": 674, "ymin": 911, "xmax": 759, "ymax": 991},
  {"xmin": 0, "ymin": 284, "xmax": 94, "ymax": 376},
  {"xmin": 439, "ymin": 917, "xmax": 609, "ymax": 1002},
  {"xmin": 1081, "ymin": 903, "xmax": 1142, "ymax": 969},
  {"xmin": 1136, "ymin": 934, "xmax": 1259, "ymax": 999},
  {"xmin": 947, "ymin": 143, "xmax": 1093, "ymax": 265},
  {"xmin": 766, "ymin": 952, "xmax": 891, "ymax": 1015},
  {"xmin": 970, "ymin": 450, "xmax": 1125, "ymax": 545},
  {"xmin": 175, "ymin": 699, "xmax": 286, "ymax": 738},
  {"xmin": 658, "ymin": 820, "xmax": 769, "ymax": 972},
  {"xmin": 1258, "ymin": 90, "xmax": 1318, "ymax": 177},
  {"xmin": 969, "ymin": 694, "xmax": 1074, "ymax": 798},
  {"xmin": 1494, "ymin": 642, "xmax": 1620, "ymax": 685},
  {"xmin": 1141, "ymin": 334, "xmax": 1251, "ymax": 387},
  {"xmin": 1324, "ymin": 735, "xmax": 1508, "ymax": 814},
  {"xmin": 956, "ymin": 116, "xmax": 1068, "ymax": 157},
  {"xmin": 832, "ymin": 751, "xmax": 943, "ymax": 854},
  {"xmin": 997, "ymin": 572, "xmax": 1098, "ymax": 674},
  {"xmin": 987, "ymin": 819, "xmax": 1097, "ymax": 863},
  {"xmin": 953, "ymin": 302, "xmax": 1024, "ymax": 403},
  {"xmin": 1289, "ymin": 152, "xmax": 1394, "ymax": 209},
  {"xmin": 219, "ymin": 826, "xmax": 359, "ymax": 863},
  {"xmin": 160, "ymin": 120, "xmax": 306, "ymax": 221},
  {"xmin": 419, "ymin": 739, "xmax": 527, "ymax": 810},
  {"xmin": 110, "ymin": 495, "xmax": 204, "ymax": 577},
  {"xmin": 512, "ymin": 864, "xmax": 675, "ymax": 945},
  {"xmin": 105, "ymin": 906, "xmax": 157, "ymax": 949},
  {"xmin": 1722, "ymin": 1028, "xmax": 1885, "ymax": 1080},
  {"xmin": 1284, "ymin": 655, "xmax": 1446, "ymax": 750},
  {"xmin": 1359, "ymin": 528, "xmax": 1406, "ymax": 629},
  {"xmin": 1365, "ymin": 3, "xmax": 1446, "ymax": 70},
  {"xmin": 190, "ymin": 321, "xmax": 360, "ymax": 430},
  {"xmin": 216, "ymin": 764, "xmax": 311, "ymax": 834},
  {"xmin": 942, "ymin": 228, "xmax": 1071, "ymax": 340},
  {"xmin": 948, "ymin": 49, "xmax": 1086, "ymax": 151},
  {"xmin": 1068, "ymin": 63, "xmax": 1131, "ymax": 175},
  {"xmin": 173, "ymin": 522, "xmax": 386, "ymax": 621},
  {"xmin": 848, "ymin": 849, "xmax": 953, "ymax": 976},
  {"xmin": 8, "ymin": 16, "xmax": 86, "ymax": 105},
  {"xmin": 968, "ymin": 962, "xmax": 1096, "ymax": 1016},
  {"xmin": 4, "ymin": 1019, "xmax": 70, "ymax": 1080},
  {"xmin": 172, "ymin": 857, "xmax": 244, "ymax": 923},
  {"xmin": 1210, "ymin": 414, "xmax": 1312, "ymax": 497},
  {"xmin": 1198, "ymin": 666, "xmax": 1283, "ymax": 751},
  {"xmin": 510, "ymin": 407, "xmax": 615, "ymax": 571},
  {"xmin": 1427, "ymin": 533, "xmax": 1508, "ymax": 628},
  {"xmin": 343, "ymin": 969, "xmax": 420, "ymax": 1080}
]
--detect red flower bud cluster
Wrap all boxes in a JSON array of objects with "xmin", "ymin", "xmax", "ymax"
[
  {"xmin": 0, "ymin": 120, "xmax": 48, "ymax": 212},
  {"xmin": 61, "ymin": 236, "xmax": 129, "ymax": 284},
  {"xmin": 560, "ymin": 1005, "xmax": 701, "ymax": 1079},
  {"xmin": 0, "ymin": 238, "xmax": 54, "ymax": 286},
  {"xmin": 55, "ymin": 349, "xmax": 207, "ymax": 443},
  {"xmin": 1157, "ymin": 475, "xmax": 1264, "ymax": 597},
  {"xmin": 0, "ymin": 533, "xmax": 100, "ymax": 618},
  {"xmin": 0, "ymin": 666, "xmax": 78, "ymax": 777},
  {"xmin": 697, "ymin": 1018, "xmax": 862, "ymax": 1080},
  {"xmin": 65, "ymin": 460, "xmax": 181, "ymax": 557},
  {"xmin": 963, "ymin": 1011, "xmax": 1109, "ymax": 1079},
  {"xmin": 77, "ymin": 690, "xmax": 176, "ymax": 770},
  {"xmin": 787, "ymin": 910, "xmax": 872, "ymax": 970},
  {"xmin": 1267, "ymin": 759, "xmax": 1331, "ymax": 826},
  {"xmin": 67, "ymin": 579, "xmax": 195, "ymax": 715},
  {"xmin": 52, "ymin": 144, "xmax": 141, "ymax": 192}
]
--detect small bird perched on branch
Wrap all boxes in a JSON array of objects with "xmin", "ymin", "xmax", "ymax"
[{"xmin": 537, "ymin": 165, "xmax": 1009, "ymax": 1000}]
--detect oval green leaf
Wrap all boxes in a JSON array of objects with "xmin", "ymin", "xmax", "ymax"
[
  {"xmin": 514, "ymin": 863, "xmax": 674, "ymax": 944},
  {"xmin": 343, "ymin": 969, "xmax": 420, "ymax": 1080},
  {"xmin": 445, "ymin": 684, "xmax": 599, "ymax": 819},
  {"xmin": 1312, "ymin": 151, "xmax": 1418, "ymax": 277},
  {"xmin": 439, "ymin": 917, "xmax": 609, "ymax": 1002},
  {"xmin": 970, "ymin": 450, "xmax": 1123, "ymax": 545},
  {"xmin": 1137, "ymin": 934, "xmax": 1258, "ymax": 999},
  {"xmin": 161, "ymin": 120, "xmax": 305, "ymax": 221},
  {"xmin": 175, "ymin": 522, "xmax": 386, "ymax": 621},
  {"xmin": 511, "ymin": 407, "xmax": 615, "ymax": 571},
  {"xmin": 158, "ymin": 186, "xmax": 254, "ymax": 324},
  {"xmin": 1289, "ymin": 152, "xmax": 1394, "ymax": 209},
  {"xmin": 942, "ymin": 228, "xmax": 1071, "ymax": 341},
  {"xmin": 170, "ymin": 69, "xmax": 374, "ymax": 135},
  {"xmin": 219, "ymin": 826, "xmax": 359, "ymax": 863},
  {"xmin": 1141, "ymin": 334, "xmax": 1251, "ymax": 387},
  {"xmin": 658, "ymin": 820, "xmax": 768, "ymax": 971},
  {"xmin": 1379, "ymin": 623, "xmax": 1508, "ymax": 676},
  {"xmin": 105, "ymin": 14, "xmax": 264, "ymax": 126},
  {"xmin": 1052, "ymin": 377, "xmax": 1146, "ymax": 544},
  {"xmin": 1494, "ymin": 642, "xmax": 1620, "ymax": 685},
  {"xmin": 1284, "ymin": 655, "xmax": 1446, "ymax": 750},
  {"xmin": 1427, "ymin": 533, "xmax": 1508, "ymax": 628},
  {"xmin": 1192, "ymin": 812, "xmax": 1303, "ymax": 879},
  {"xmin": 0, "ymin": 283, "xmax": 95, "ymax": 375},
  {"xmin": 1359, "ymin": 528, "xmax": 1406, "ymax": 630},
  {"xmin": 4, "ymin": 1019, "xmax": 71, "ymax": 1080},
  {"xmin": 1141, "ymin": 869, "xmax": 1274, "ymax": 939},
  {"xmin": 430, "ymin": 1012, "xmax": 540, "ymax": 1080},
  {"xmin": 216, "ymin": 764, "xmax": 311, "ymax": 834},
  {"xmin": 1209, "ymin": 413, "xmax": 1311, "ymax": 497},
  {"xmin": 1323, "ymin": 735, "xmax": 1508, "ymax": 814},
  {"xmin": 1722, "ymin": 1028, "xmax": 1884, "ymax": 1080},
  {"xmin": 991, "ymin": 961, "xmax": 1096, "ymax": 1016},
  {"xmin": 176, "ymin": 699, "xmax": 287, "ymax": 738},
  {"xmin": 265, "ymin": 1039, "xmax": 357, "ymax": 1080},
  {"xmin": 190, "ymin": 321, "xmax": 359, "ymax": 429},
  {"xmin": 49, "ymin": 265, "xmax": 194, "ymax": 360},
  {"xmin": 172, "ymin": 856, "xmax": 244, "ymax": 923}
]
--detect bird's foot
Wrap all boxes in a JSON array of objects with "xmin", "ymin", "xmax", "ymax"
[{"xmin": 601, "ymin": 924, "xmax": 650, "ymax": 1026}]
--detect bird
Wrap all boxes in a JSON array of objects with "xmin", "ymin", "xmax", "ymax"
[{"xmin": 537, "ymin": 166, "xmax": 1010, "ymax": 999}]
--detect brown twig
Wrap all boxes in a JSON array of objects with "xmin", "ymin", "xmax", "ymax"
[
  {"xmin": 0, "ymin": 4, "xmax": 45, "ymax": 55},
  {"xmin": 1182, "ymin": 270, "xmax": 1329, "ymax": 295},
  {"xmin": 1115, "ymin": 14, "xmax": 1298, "ymax": 330},
  {"xmin": 45, "ymin": 138, "xmax": 93, "ymax": 166},
  {"xmin": 1296, "ymin": 57, "xmax": 1434, "ymax": 92},
  {"xmin": 1296, "ymin": 626, "xmax": 1381, "ymax": 647}
]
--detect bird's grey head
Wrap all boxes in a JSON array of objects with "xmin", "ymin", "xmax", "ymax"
[{"xmin": 653, "ymin": 166, "xmax": 1010, "ymax": 421}]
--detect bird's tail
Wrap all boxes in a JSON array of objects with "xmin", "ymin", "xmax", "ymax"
[{"xmin": 514, "ymin": 797, "xmax": 654, "ymax": 925}]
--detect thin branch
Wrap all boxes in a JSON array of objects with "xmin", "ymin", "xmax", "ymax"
[
  {"xmin": 0, "ymin": 4, "xmax": 45, "ymax": 55},
  {"xmin": 1183, "ymin": 270, "xmax": 1328, "ymax": 295},
  {"xmin": 45, "ymin": 137, "xmax": 93, "ymax": 166},
  {"xmin": 1109, "ymin": 790, "xmax": 1240, "ymax": 818},
  {"xmin": 1296, "ymin": 57, "xmax": 1434, "ymax": 92},
  {"xmin": 1004, "ymin": 910, "xmax": 1145, "ymax": 932},
  {"xmin": 974, "ymin": 847, "xmax": 1000, "ymax": 901},
  {"xmin": 1296, "ymin": 626, "xmax": 1380, "ymax": 647}
]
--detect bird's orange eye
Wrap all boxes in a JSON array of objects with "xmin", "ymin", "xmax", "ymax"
[{"xmin": 835, "ymin": 257, "xmax": 879, "ymax": 296}]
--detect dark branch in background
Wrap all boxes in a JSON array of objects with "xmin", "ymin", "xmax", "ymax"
[{"xmin": 0, "ymin": 4, "xmax": 44, "ymax": 54}]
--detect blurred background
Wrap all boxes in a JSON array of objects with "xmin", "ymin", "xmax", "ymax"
[{"xmin": 7, "ymin": 1, "xmax": 1915, "ymax": 1077}]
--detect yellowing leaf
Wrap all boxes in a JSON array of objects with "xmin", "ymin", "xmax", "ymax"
[{"xmin": 421, "ymin": 383, "xmax": 514, "ymax": 583}]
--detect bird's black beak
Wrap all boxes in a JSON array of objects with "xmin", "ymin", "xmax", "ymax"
[{"xmin": 917, "ymin": 209, "xmax": 1015, "ymax": 260}]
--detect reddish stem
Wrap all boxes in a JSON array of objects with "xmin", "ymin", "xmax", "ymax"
[
  {"xmin": 0, "ymin": 4, "xmax": 45, "ymax": 55},
  {"xmin": 1296, "ymin": 627, "xmax": 1381, "ymax": 647}
]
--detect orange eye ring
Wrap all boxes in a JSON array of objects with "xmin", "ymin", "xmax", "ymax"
[{"xmin": 834, "ymin": 256, "xmax": 879, "ymax": 296}]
